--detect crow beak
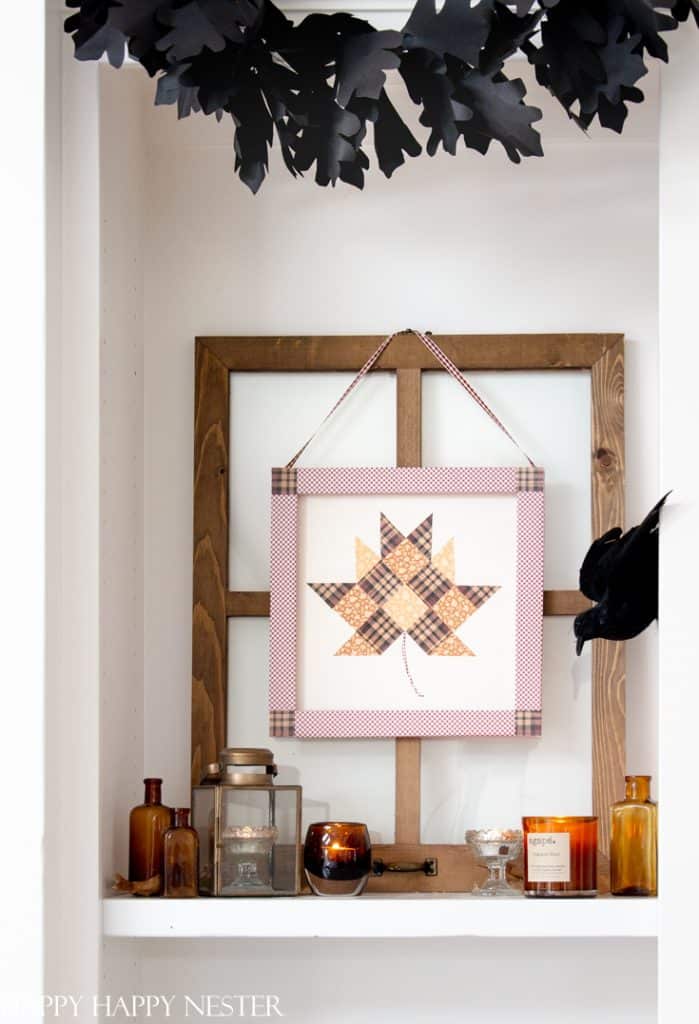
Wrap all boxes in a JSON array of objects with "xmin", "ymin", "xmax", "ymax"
[{"xmin": 576, "ymin": 636, "xmax": 585, "ymax": 656}]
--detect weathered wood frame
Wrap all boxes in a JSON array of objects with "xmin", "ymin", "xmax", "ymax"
[{"xmin": 192, "ymin": 333, "xmax": 625, "ymax": 892}]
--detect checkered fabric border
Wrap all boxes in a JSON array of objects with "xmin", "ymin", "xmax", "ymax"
[
  {"xmin": 297, "ymin": 466, "xmax": 520, "ymax": 495},
  {"xmin": 517, "ymin": 467, "xmax": 545, "ymax": 491},
  {"xmin": 515, "ymin": 490, "xmax": 545, "ymax": 710},
  {"xmin": 294, "ymin": 709, "xmax": 517, "ymax": 737},
  {"xmin": 270, "ymin": 366, "xmax": 544, "ymax": 738},
  {"xmin": 270, "ymin": 710, "xmax": 296, "ymax": 737},
  {"xmin": 272, "ymin": 467, "xmax": 298, "ymax": 494},
  {"xmin": 515, "ymin": 710, "xmax": 542, "ymax": 736},
  {"xmin": 269, "ymin": 494, "xmax": 298, "ymax": 709}
]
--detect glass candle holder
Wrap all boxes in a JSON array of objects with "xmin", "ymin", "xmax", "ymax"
[
  {"xmin": 304, "ymin": 822, "xmax": 371, "ymax": 896},
  {"xmin": 465, "ymin": 828, "xmax": 523, "ymax": 897},
  {"xmin": 221, "ymin": 825, "xmax": 278, "ymax": 893},
  {"xmin": 523, "ymin": 816, "xmax": 598, "ymax": 897}
]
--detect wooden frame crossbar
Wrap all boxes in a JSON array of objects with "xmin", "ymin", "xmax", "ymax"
[{"xmin": 192, "ymin": 333, "xmax": 625, "ymax": 891}]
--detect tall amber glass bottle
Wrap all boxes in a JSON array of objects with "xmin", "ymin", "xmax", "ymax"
[
  {"xmin": 163, "ymin": 808, "xmax": 199, "ymax": 898},
  {"xmin": 610, "ymin": 775, "xmax": 657, "ymax": 896},
  {"xmin": 129, "ymin": 778, "xmax": 172, "ymax": 893}
]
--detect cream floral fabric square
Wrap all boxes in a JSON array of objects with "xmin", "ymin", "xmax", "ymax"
[{"xmin": 383, "ymin": 584, "xmax": 429, "ymax": 630}]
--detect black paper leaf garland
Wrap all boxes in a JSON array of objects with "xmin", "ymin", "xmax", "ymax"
[{"xmin": 64, "ymin": 0, "xmax": 697, "ymax": 193}]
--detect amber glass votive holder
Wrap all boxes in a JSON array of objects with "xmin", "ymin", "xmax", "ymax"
[
  {"xmin": 304, "ymin": 822, "xmax": 371, "ymax": 896},
  {"xmin": 523, "ymin": 816, "xmax": 598, "ymax": 898}
]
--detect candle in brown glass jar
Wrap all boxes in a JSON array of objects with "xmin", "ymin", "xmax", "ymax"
[
  {"xmin": 304, "ymin": 822, "xmax": 371, "ymax": 896},
  {"xmin": 523, "ymin": 816, "xmax": 598, "ymax": 897}
]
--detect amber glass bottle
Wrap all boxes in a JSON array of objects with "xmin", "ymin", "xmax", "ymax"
[
  {"xmin": 129, "ymin": 778, "xmax": 172, "ymax": 893},
  {"xmin": 163, "ymin": 808, "xmax": 199, "ymax": 898},
  {"xmin": 610, "ymin": 775, "xmax": 657, "ymax": 897}
]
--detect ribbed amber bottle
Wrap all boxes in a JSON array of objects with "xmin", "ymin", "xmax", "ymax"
[
  {"xmin": 610, "ymin": 775, "xmax": 657, "ymax": 897},
  {"xmin": 128, "ymin": 778, "xmax": 172, "ymax": 893}
]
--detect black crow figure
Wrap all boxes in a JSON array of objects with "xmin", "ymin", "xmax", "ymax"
[{"xmin": 574, "ymin": 494, "xmax": 670, "ymax": 655}]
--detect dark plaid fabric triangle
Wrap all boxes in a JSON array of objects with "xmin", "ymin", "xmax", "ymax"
[
  {"xmin": 407, "ymin": 514, "xmax": 433, "ymax": 558},
  {"xmin": 380, "ymin": 514, "xmax": 405, "ymax": 556},
  {"xmin": 308, "ymin": 582, "xmax": 354, "ymax": 608},
  {"xmin": 458, "ymin": 585, "xmax": 500, "ymax": 608}
]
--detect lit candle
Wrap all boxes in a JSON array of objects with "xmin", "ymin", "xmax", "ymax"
[
  {"xmin": 327, "ymin": 842, "xmax": 355, "ymax": 861},
  {"xmin": 304, "ymin": 822, "xmax": 372, "ymax": 896}
]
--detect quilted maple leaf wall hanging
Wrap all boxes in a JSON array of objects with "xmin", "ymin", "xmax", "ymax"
[
  {"xmin": 269, "ymin": 330, "xmax": 545, "ymax": 740},
  {"xmin": 64, "ymin": 0, "xmax": 698, "ymax": 193}
]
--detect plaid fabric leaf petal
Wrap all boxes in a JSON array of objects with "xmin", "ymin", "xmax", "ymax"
[
  {"xmin": 358, "ymin": 560, "xmax": 402, "ymax": 604},
  {"xmin": 308, "ymin": 582, "xmax": 354, "ymax": 608},
  {"xmin": 409, "ymin": 563, "xmax": 452, "ymax": 606},
  {"xmin": 380, "ymin": 514, "xmax": 405, "ymax": 556},
  {"xmin": 407, "ymin": 514, "xmax": 433, "ymax": 558},
  {"xmin": 408, "ymin": 609, "xmax": 453, "ymax": 654},
  {"xmin": 358, "ymin": 608, "xmax": 403, "ymax": 653},
  {"xmin": 458, "ymin": 584, "xmax": 500, "ymax": 608}
]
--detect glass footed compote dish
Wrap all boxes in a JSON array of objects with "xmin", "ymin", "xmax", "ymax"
[{"xmin": 465, "ymin": 828, "xmax": 523, "ymax": 897}]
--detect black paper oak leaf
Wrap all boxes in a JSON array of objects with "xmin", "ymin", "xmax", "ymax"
[
  {"xmin": 400, "ymin": 49, "xmax": 471, "ymax": 156},
  {"xmin": 403, "ymin": 0, "xmax": 495, "ymax": 67},
  {"xmin": 577, "ymin": 18, "xmax": 648, "ymax": 132},
  {"xmin": 335, "ymin": 30, "xmax": 403, "ymax": 107},
  {"xmin": 289, "ymin": 85, "xmax": 368, "ymax": 187},
  {"xmin": 673, "ymin": 0, "xmax": 699, "ymax": 28},
  {"xmin": 609, "ymin": 0, "xmax": 678, "ymax": 61},
  {"xmin": 524, "ymin": 3, "xmax": 608, "ymax": 119},
  {"xmin": 113, "ymin": 0, "xmax": 171, "ymax": 76},
  {"xmin": 65, "ymin": 0, "xmax": 127, "ymax": 67},
  {"xmin": 481, "ymin": 4, "xmax": 544, "ymax": 75},
  {"xmin": 455, "ymin": 69, "xmax": 543, "ymax": 161},
  {"xmin": 63, "ymin": 0, "xmax": 696, "ymax": 192},
  {"xmin": 155, "ymin": 62, "xmax": 203, "ymax": 119},
  {"xmin": 574, "ymin": 494, "xmax": 669, "ymax": 654},
  {"xmin": 156, "ymin": 1, "xmax": 264, "ymax": 61},
  {"xmin": 372, "ymin": 89, "xmax": 423, "ymax": 177},
  {"xmin": 229, "ymin": 85, "xmax": 274, "ymax": 194}
]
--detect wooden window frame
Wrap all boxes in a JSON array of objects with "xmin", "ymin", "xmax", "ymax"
[{"xmin": 192, "ymin": 333, "xmax": 625, "ymax": 892}]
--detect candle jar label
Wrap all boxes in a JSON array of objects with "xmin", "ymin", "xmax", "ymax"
[{"xmin": 526, "ymin": 833, "xmax": 570, "ymax": 883}]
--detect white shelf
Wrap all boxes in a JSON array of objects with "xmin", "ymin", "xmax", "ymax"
[{"xmin": 103, "ymin": 894, "xmax": 658, "ymax": 940}]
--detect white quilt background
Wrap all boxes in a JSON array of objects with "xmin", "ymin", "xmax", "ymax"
[{"xmin": 297, "ymin": 492, "xmax": 518, "ymax": 712}]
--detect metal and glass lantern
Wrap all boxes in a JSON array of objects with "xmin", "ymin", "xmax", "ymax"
[{"xmin": 192, "ymin": 748, "xmax": 302, "ymax": 896}]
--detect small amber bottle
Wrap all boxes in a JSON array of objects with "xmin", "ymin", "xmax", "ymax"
[
  {"xmin": 163, "ymin": 808, "xmax": 199, "ymax": 898},
  {"xmin": 610, "ymin": 775, "xmax": 657, "ymax": 897},
  {"xmin": 129, "ymin": 778, "xmax": 172, "ymax": 893}
]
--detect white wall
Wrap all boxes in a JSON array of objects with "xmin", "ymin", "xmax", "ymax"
[
  {"xmin": 136, "ymin": 60, "xmax": 660, "ymax": 807},
  {"xmin": 658, "ymin": 24, "xmax": 699, "ymax": 1024},
  {"xmin": 99, "ymin": 60, "xmax": 147, "ymax": 904},
  {"xmin": 0, "ymin": 2, "xmax": 45, "ymax": 1021},
  {"xmin": 106, "ymin": 935, "xmax": 656, "ymax": 1024},
  {"xmin": 95, "ymin": 55, "xmax": 662, "ymax": 1022},
  {"xmin": 44, "ymin": 10, "xmax": 103, "ymax": 1018}
]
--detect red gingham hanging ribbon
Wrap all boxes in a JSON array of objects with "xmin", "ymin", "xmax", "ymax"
[{"xmin": 286, "ymin": 328, "xmax": 535, "ymax": 468}]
